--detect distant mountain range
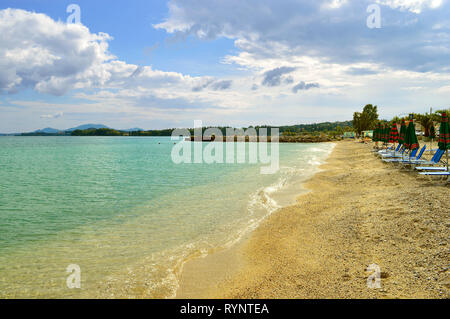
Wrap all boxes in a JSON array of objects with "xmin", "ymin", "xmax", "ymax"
[
  {"xmin": 34, "ymin": 124, "xmax": 110, "ymax": 134},
  {"xmin": 33, "ymin": 127, "xmax": 63, "ymax": 134},
  {"xmin": 0, "ymin": 124, "xmax": 144, "ymax": 136},
  {"xmin": 33, "ymin": 124, "xmax": 145, "ymax": 134},
  {"xmin": 66, "ymin": 124, "xmax": 111, "ymax": 132}
]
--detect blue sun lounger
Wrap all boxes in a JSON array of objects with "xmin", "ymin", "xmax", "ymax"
[
  {"xmin": 414, "ymin": 149, "xmax": 446, "ymax": 170},
  {"xmin": 381, "ymin": 146, "xmax": 405, "ymax": 158},
  {"xmin": 398, "ymin": 145, "xmax": 427, "ymax": 164},
  {"xmin": 419, "ymin": 171, "xmax": 450, "ymax": 177},
  {"xmin": 378, "ymin": 144, "xmax": 400, "ymax": 154},
  {"xmin": 383, "ymin": 147, "xmax": 416, "ymax": 162}
]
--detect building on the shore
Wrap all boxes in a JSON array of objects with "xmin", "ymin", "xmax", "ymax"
[
  {"xmin": 361, "ymin": 130, "xmax": 373, "ymax": 138},
  {"xmin": 343, "ymin": 132, "xmax": 356, "ymax": 138}
]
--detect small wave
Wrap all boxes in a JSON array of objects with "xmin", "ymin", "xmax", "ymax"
[
  {"xmin": 309, "ymin": 147, "xmax": 329, "ymax": 153},
  {"xmin": 307, "ymin": 155, "xmax": 323, "ymax": 166}
]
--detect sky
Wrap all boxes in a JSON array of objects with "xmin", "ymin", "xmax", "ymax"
[{"xmin": 1, "ymin": 0, "xmax": 450, "ymax": 133}]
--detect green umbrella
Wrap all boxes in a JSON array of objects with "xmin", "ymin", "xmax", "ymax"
[
  {"xmin": 389, "ymin": 122, "xmax": 399, "ymax": 155},
  {"xmin": 404, "ymin": 119, "xmax": 419, "ymax": 160},
  {"xmin": 373, "ymin": 123, "xmax": 381, "ymax": 147},
  {"xmin": 384, "ymin": 124, "xmax": 390, "ymax": 144},
  {"xmin": 438, "ymin": 112, "xmax": 450, "ymax": 170},
  {"xmin": 377, "ymin": 123, "xmax": 383, "ymax": 148},
  {"xmin": 398, "ymin": 119, "xmax": 407, "ymax": 146},
  {"xmin": 380, "ymin": 124, "xmax": 386, "ymax": 147},
  {"xmin": 429, "ymin": 124, "xmax": 436, "ymax": 139}
]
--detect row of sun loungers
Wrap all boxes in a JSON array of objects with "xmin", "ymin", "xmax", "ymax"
[{"xmin": 374, "ymin": 145, "xmax": 449, "ymax": 181}]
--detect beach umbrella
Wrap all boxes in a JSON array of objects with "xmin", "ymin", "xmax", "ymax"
[
  {"xmin": 438, "ymin": 112, "xmax": 450, "ymax": 170},
  {"xmin": 398, "ymin": 119, "xmax": 407, "ymax": 146},
  {"xmin": 377, "ymin": 123, "xmax": 383, "ymax": 148},
  {"xmin": 429, "ymin": 124, "xmax": 436, "ymax": 139},
  {"xmin": 404, "ymin": 119, "xmax": 419, "ymax": 160},
  {"xmin": 377, "ymin": 123, "xmax": 382, "ymax": 144},
  {"xmin": 381, "ymin": 124, "xmax": 386, "ymax": 148},
  {"xmin": 389, "ymin": 122, "xmax": 399, "ymax": 155},
  {"xmin": 373, "ymin": 123, "xmax": 380, "ymax": 147},
  {"xmin": 384, "ymin": 124, "xmax": 389, "ymax": 145}
]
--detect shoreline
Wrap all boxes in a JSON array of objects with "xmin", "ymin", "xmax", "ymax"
[
  {"xmin": 176, "ymin": 140, "xmax": 449, "ymax": 299},
  {"xmin": 174, "ymin": 143, "xmax": 336, "ymax": 298}
]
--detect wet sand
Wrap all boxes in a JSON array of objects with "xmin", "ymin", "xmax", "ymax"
[{"xmin": 176, "ymin": 140, "xmax": 449, "ymax": 299}]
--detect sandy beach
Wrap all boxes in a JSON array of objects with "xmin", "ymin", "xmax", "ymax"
[{"xmin": 177, "ymin": 140, "xmax": 449, "ymax": 299}]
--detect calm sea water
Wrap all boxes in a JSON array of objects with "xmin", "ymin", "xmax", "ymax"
[{"xmin": 0, "ymin": 136, "xmax": 334, "ymax": 298}]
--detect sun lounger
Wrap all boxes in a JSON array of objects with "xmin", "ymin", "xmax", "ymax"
[
  {"xmin": 415, "ymin": 167, "xmax": 448, "ymax": 171},
  {"xmin": 414, "ymin": 149, "xmax": 445, "ymax": 169},
  {"xmin": 398, "ymin": 146, "xmax": 427, "ymax": 164},
  {"xmin": 419, "ymin": 171, "xmax": 450, "ymax": 176},
  {"xmin": 378, "ymin": 144, "xmax": 400, "ymax": 154},
  {"xmin": 382, "ymin": 148, "xmax": 416, "ymax": 162},
  {"xmin": 380, "ymin": 147, "xmax": 405, "ymax": 158},
  {"xmin": 412, "ymin": 149, "xmax": 444, "ymax": 164},
  {"xmin": 419, "ymin": 170, "xmax": 450, "ymax": 183}
]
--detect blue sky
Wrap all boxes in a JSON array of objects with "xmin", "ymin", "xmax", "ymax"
[{"xmin": 1, "ymin": 0, "xmax": 450, "ymax": 132}]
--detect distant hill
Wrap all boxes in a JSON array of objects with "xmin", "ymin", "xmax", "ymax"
[
  {"xmin": 20, "ymin": 124, "xmax": 111, "ymax": 136},
  {"xmin": 33, "ymin": 127, "xmax": 62, "ymax": 134},
  {"xmin": 65, "ymin": 124, "xmax": 110, "ymax": 132}
]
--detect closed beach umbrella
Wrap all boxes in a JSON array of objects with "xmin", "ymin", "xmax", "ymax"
[
  {"xmin": 430, "ymin": 124, "xmax": 436, "ymax": 139},
  {"xmin": 404, "ymin": 119, "xmax": 419, "ymax": 160},
  {"xmin": 384, "ymin": 124, "xmax": 389, "ymax": 144},
  {"xmin": 381, "ymin": 124, "xmax": 386, "ymax": 147},
  {"xmin": 372, "ymin": 124, "xmax": 378, "ymax": 148},
  {"xmin": 438, "ymin": 112, "xmax": 450, "ymax": 170},
  {"xmin": 398, "ymin": 119, "xmax": 407, "ymax": 146},
  {"xmin": 389, "ymin": 122, "xmax": 399, "ymax": 155},
  {"xmin": 374, "ymin": 123, "xmax": 381, "ymax": 146},
  {"xmin": 389, "ymin": 122, "xmax": 399, "ymax": 143},
  {"xmin": 372, "ymin": 124, "xmax": 377, "ymax": 141}
]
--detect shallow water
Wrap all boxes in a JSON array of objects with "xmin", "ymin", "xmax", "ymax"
[{"xmin": 0, "ymin": 136, "xmax": 334, "ymax": 298}]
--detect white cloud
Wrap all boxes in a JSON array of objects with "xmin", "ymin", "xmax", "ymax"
[
  {"xmin": 157, "ymin": 0, "xmax": 450, "ymax": 73},
  {"xmin": 0, "ymin": 9, "xmax": 224, "ymax": 96},
  {"xmin": 322, "ymin": 0, "xmax": 349, "ymax": 9},
  {"xmin": 40, "ymin": 112, "xmax": 63, "ymax": 119},
  {"xmin": 0, "ymin": 9, "xmax": 115, "ymax": 95},
  {"xmin": 376, "ymin": 0, "xmax": 443, "ymax": 13},
  {"xmin": 0, "ymin": 8, "xmax": 237, "ymax": 113}
]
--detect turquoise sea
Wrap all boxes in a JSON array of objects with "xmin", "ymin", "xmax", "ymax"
[{"xmin": 0, "ymin": 136, "xmax": 334, "ymax": 298}]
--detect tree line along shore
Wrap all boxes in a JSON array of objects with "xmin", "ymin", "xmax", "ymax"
[
  {"xmin": 19, "ymin": 121, "xmax": 352, "ymax": 141},
  {"xmin": 14, "ymin": 104, "xmax": 450, "ymax": 140}
]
